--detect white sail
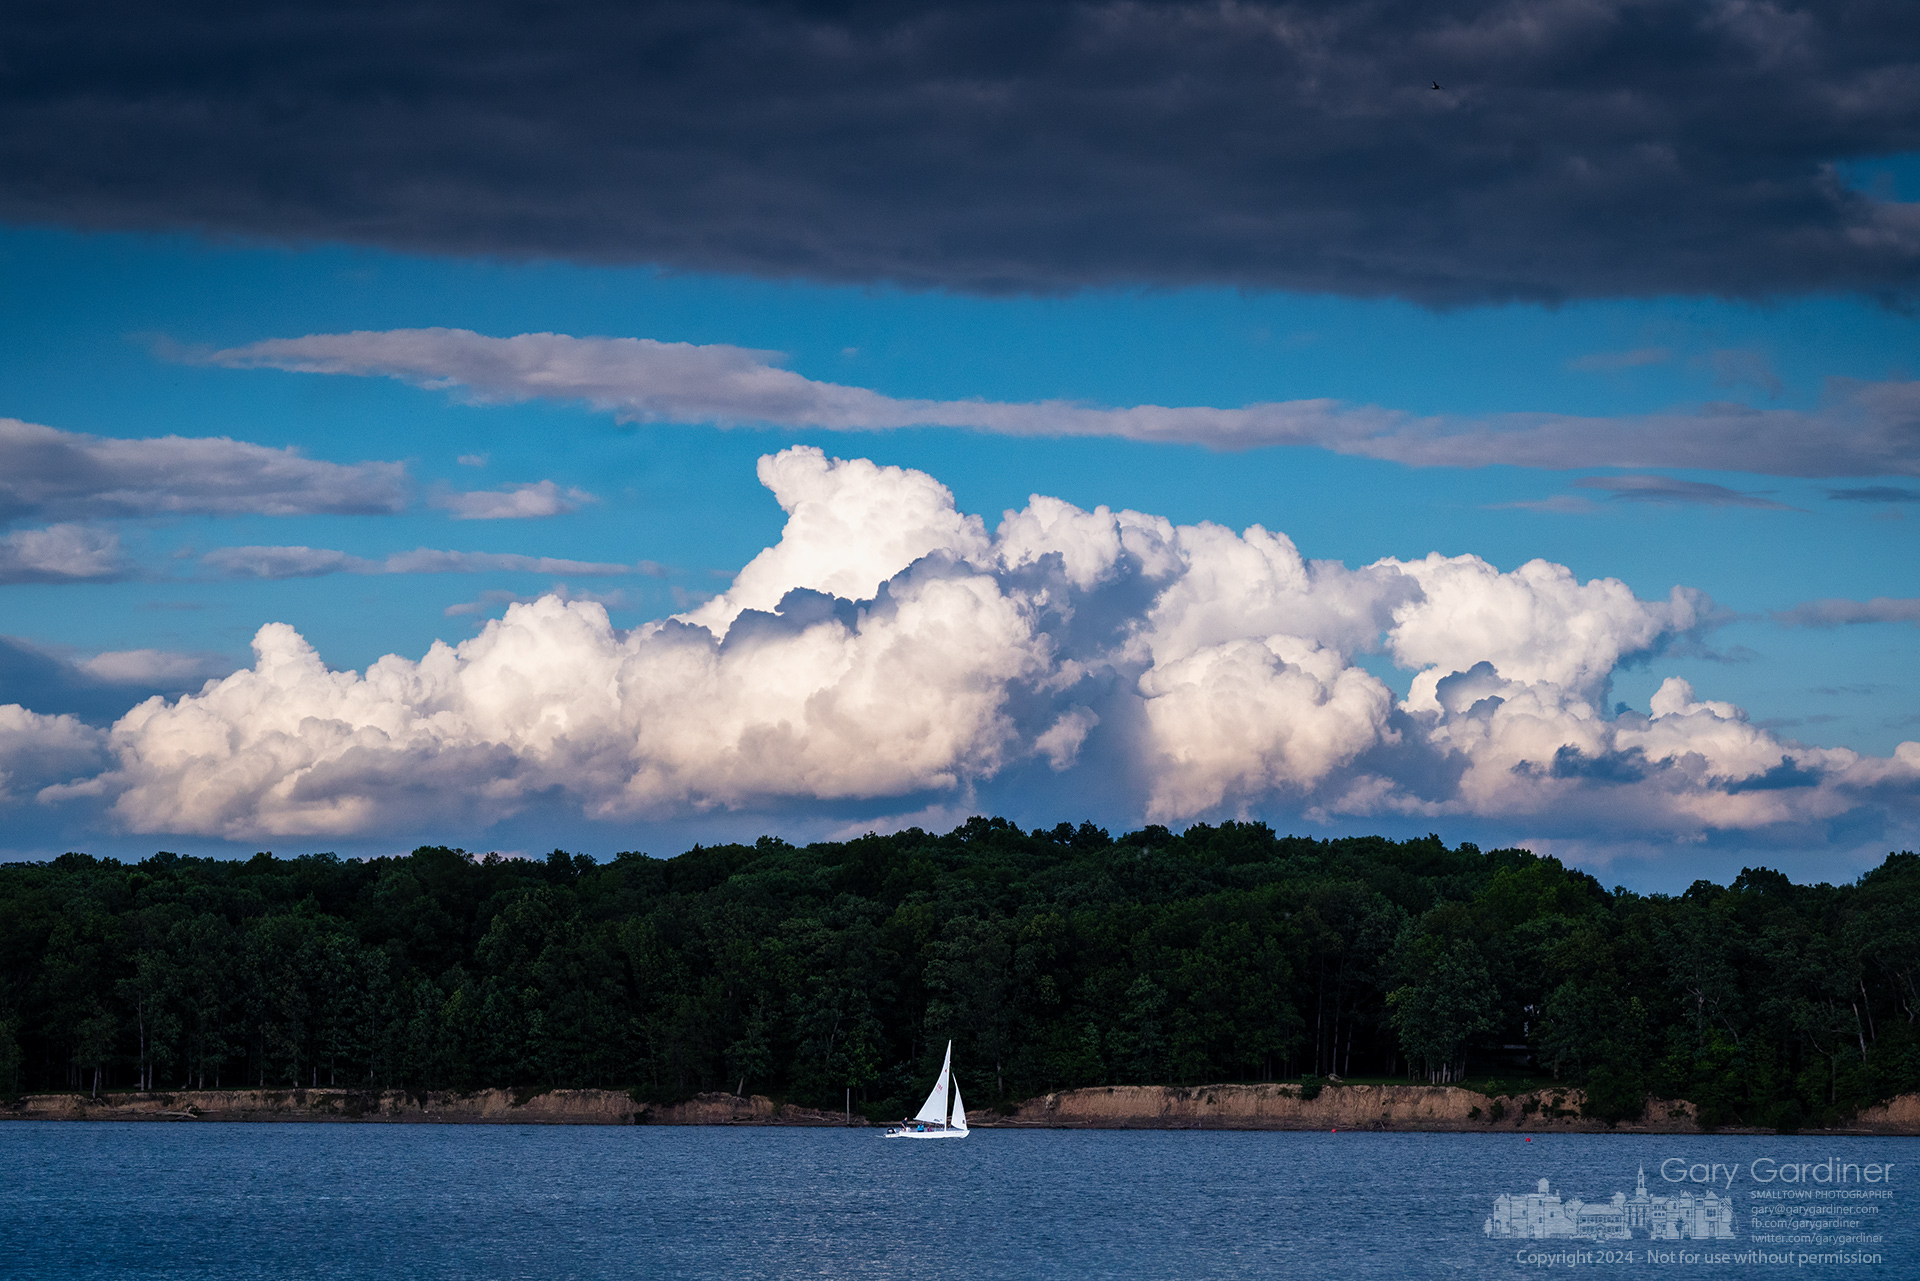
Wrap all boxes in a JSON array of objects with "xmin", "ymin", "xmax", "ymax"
[
  {"xmin": 913, "ymin": 1041, "xmax": 952, "ymax": 1124},
  {"xmin": 884, "ymin": 1039, "xmax": 970, "ymax": 1139}
]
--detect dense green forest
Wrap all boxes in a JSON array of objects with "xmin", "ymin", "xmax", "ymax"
[{"xmin": 3, "ymin": 819, "xmax": 1918, "ymax": 1130}]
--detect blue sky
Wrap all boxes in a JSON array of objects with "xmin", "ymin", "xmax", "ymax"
[
  {"xmin": 2, "ymin": 2, "xmax": 1918, "ymax": 887},
  {"xmin": 4, "ymin": 225, "xmax": 1916, "ymax": 886}
]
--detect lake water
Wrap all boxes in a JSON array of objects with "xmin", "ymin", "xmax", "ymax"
[{"xmin": 0, "ymin": 1124, "xmax": 1910, "ymax": 1278}]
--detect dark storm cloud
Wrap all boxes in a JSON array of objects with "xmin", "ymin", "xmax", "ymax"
[{"xmin": 3, "ymin": 1, "xmax": 1919, "ymax": 301}]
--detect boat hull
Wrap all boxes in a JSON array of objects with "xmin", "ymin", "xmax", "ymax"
[{"xmin": 884, "ymin": 1126, "xmax": 968, "ymax": 1139}]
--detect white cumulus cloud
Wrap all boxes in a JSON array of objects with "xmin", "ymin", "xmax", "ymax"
[
  {"xmin": 8, "ymin": 447, "xmax": 1915, "ymax": 846},
  {"xmin": 681, "ymin": 447, "xmax": 989, "ymax": 634}
]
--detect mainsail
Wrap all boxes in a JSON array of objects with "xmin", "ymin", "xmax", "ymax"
[{"xmin": 913, "ymin": 1041, "xmax": 953, "ymax": 1124}]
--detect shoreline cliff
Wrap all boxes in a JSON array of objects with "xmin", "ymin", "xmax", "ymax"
[
  {"xmin": 8, "ymin": 1083, "xmax": 1920, "ymax": 1134},
  {"xmin": 988, "ymin": 1083, "xmax": 1920, "ymax": 1135}
]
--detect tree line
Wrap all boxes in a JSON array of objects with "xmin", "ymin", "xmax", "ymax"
[{"xmin": 2, "ymin": 818, "xmax": 1916, "ymax": 1130}]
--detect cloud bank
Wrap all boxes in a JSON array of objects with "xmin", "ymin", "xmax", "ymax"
[
  {"xmin": 202, "ymin": 545, "xmax": 635, "ymax": 581},
  {"xmin": 12, "ymin": 448, "xmax": 1915, "ymax": 847},
  {"xmin": 0, "ymin": 636, "xmax": 237, "ymax": 725},
  {"xmin": 1776, "ymin": 597, "xmax": 1920, "ymax": 628},
  {"xmin": 429, "ymin": 480, "xmax": 597, "ymax": 520},
  {"xmin": 0, "ymin": 524, "xmax": 128, "ymax": 583},
  {"xmin": 0, "ymin": 705, "xmax": 106, "ymax": 808},
  {"xmin": 0, "ymin": 418, "xmax": 409, "ymax": 523},
  {"xmin": 1567, "ymin": 476, "xmax": 1798, "ymax": 509},
  {"xmin": 5, "ymin": 1, "xmax": 1920, "ymax": 302},
  {"xmin": 208, "ymin": 328, "xmax": 1920, "ymax": 478},
  {"xmin": 1827, "ymin": 486, "xmax": 1920, "ymax": 504}
]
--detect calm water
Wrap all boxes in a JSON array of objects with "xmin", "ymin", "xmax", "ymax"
[{"xmin": 0, "ymin": 1124, "xmax": 1911, "ymax": 1278}]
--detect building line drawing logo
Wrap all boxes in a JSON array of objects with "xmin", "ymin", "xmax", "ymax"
[{"xmin": 1486, "ymin": 1168, "xmax": 1736, "ymax": 1241}]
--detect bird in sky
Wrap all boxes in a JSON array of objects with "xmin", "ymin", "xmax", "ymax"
[{"xmin": 1431, "ymin": 81, "xmax": 1442, "ymax": 90}]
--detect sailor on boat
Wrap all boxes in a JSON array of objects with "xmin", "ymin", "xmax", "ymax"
[{"xmin": 884, "ymin": 1040, "xmax": 970, "ymax": 1139}]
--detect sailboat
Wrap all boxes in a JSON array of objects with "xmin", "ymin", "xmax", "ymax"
[{"xmin": 884, "ymin": 1040, "xmax": 969, "ymax": 1139}]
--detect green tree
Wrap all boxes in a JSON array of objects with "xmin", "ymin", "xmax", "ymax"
[
  {"xmin": 1388, "ymin": 938, "xmax": 1494, "ymax": 1083},
  {"xmin": 0, "ymin": 1016, "xmax": 23, "ymax": 1096},
  {"xmin": 726, "ymin": 1001, "xmax": 774, "ymax": 1098}
]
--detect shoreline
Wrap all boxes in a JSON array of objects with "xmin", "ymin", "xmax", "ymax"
[
  {"xmin": 0, "ymin": 1087, "xmax": 855, "ymax": 1127},
  {"xmin": 7, "ymin": 1083, "xmax": 1920, "ymax": 1134}
]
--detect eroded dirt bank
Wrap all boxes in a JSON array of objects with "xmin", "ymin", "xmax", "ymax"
[
  {"xmin": 980, "ymin": 1083, "xmax": 1920, "ymax": 1135},
  {"xmin": 8, "ymin": 1084, "xmax": 1919, "ymax": 1133}
]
